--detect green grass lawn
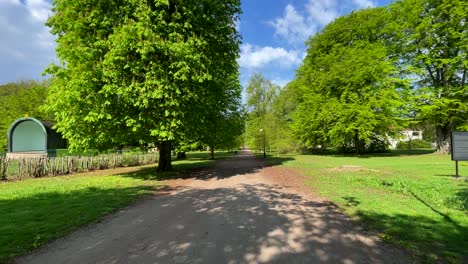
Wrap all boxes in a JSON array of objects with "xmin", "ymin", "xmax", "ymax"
[
  {"xmin": 274, "ymin": 151, "xmax": 468, "ymax": 263},
  {"xmin": 0, "ymin": 151, "xmax": 231, "ymax": 263}
]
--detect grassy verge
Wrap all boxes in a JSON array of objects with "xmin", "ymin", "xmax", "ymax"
[
  {"xmin": 274, "ymin": 151, "xmax": 468, "ymax": 263},
  {"xmin": 0, "ymin": 151, "xmax": 230, "ymax": 263}
]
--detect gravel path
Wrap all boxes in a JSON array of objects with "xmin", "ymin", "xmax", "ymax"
[{"xmin": 15, "ymin": 150, "xmax": 409, "ymax": 264}]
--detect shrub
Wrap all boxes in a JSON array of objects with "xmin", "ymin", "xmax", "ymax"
[
  {"xmin": 338, "ymin": 137, "xmax": 390, "ymax": 154},
  {"xmin": 396, "ymin": 139, "xmax": 432, "ymax": 149},
  {"xmin": 366, "ymin": 138, "xmax": 390, "ymax": 153}
]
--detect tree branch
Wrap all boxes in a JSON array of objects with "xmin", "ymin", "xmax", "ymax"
[
  {"xmin": 426, "ymin": 65, "xmax": 437, "ymax": 86},
  {"xmin": 462, "ymin": 68, "xmax": 466, "ymax": 87}
]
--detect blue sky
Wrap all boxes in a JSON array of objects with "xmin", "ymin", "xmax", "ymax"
[{"xmin": 0, "ymin": 0, "xmax": 393, "ymax": 88}]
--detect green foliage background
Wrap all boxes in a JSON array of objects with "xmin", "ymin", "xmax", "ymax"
[
  {"xmin": 44, "ymin": 0, "xmax": 243, "ymax": 157},
  {"xmin": 244, "ymin": 0, "xmax": 467, "ymax": 155}
]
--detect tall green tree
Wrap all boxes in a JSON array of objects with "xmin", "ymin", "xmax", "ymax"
[
  {"xmin": 45, "ymin": 0, "xmax": 241, "ymax": 171},
  {"xmin": 270, "ymin": 80, "xmax": 303, "ymax": 154},
  {"xmin": 245, "ymin": 73, "xmax": 279, "ymax": 155},
  {"xmin": 390, "ymin": 0, "xmax": 468, "ymax": 153},
  {"xmin": 292, "ymin": 8, "xmax": 408, "ymax": 153},
  {"xmin": 181, "ymin": 73, "xmax": 244, "ymax": 159}
]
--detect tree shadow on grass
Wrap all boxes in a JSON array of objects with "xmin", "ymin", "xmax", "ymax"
[
  {"xmin": 430, "ymin": 180, "xmax": 468, "ymax": 212},
  {"xmin": 451, "ymin": 185, "xmax": 468, "ymax": 212},
  {"xmin": 0, "ymin": 185, "xmax": 157, "ymax": 263},
  {"xmin": 303, "ymin": 149, "xmax": 437, "ymax": 158},
  {"xmin": 116, "ymin": 159, "xmax": 216, "ymax": 181},
  {"xmin": 262, "ymin": 156, "xmax": 295, "ymax": 166},
  {"xmin": 408, "ymin": 190, "xmax": 466, "ymax": 229},
  {"xmin": 14, "ymin": 183, "xmax": 410, "ymax": 264},
  {"xmin": 380, "ymin": 149, "xmax": 437, "ymax": 156},
  {"xmin": 341, "ymin": 196, "xmax": 361, "ymax": 207},
  {"xmin": 355, "ymin": 209, "xmax": 468, "ymax": 263},
  {"xmin": 434, "ymin": 174, "xmax": 468, "ymax": 181}
]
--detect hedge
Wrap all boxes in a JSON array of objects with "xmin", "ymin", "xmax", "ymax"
[{"xmin": 0, "ymin": 153, "xmax": 158, "ymax": 181}]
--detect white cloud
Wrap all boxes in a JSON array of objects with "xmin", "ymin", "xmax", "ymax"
[
  {"xmin": 0, "ymin": 0, "xmax": 56, "ymax": 83},
  {"xmin": 238, "ymin": 44, "xmax": 302, "ymax": 69},
  {"xmin": 305, "ymin": 0, "xmax": 339, "ymax": 26},
  {"xmin": 270, "ymin": 0, "xmax": 377, "ymax": 44},
  {"xmin": 270, "ymin": 0, "xmax": 341, "ymax": 44},
  {"xmin": 269, "ymin": 4, "xmax": 315, "ymax": 45},
  {"xmin": 2, "ymin": 0, "xmax": 21, "ymax": 5},
  {"xmin": 27, "ymin": 0, "xmax": 52, "ymax": 22}
]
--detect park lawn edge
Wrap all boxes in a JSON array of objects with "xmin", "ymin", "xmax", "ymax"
[
  {"xmin": 1, "ymin": 151, "xmax": 232, "ymax": 263},
  {"xmin": 303, "ymin": 173, "xmax": 422, "ymax": 261},
  {"xmin": 267, "ymin": 152, "xmax": 468, "ymax": 264},
  {"xmin": 1, "ymin": 166, "xmax": 159, "ymax": 263}
]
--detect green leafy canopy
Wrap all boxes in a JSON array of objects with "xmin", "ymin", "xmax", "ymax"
[{"xmin": 44, "ymin": 0, "xmax": 242, "ymax": 155}]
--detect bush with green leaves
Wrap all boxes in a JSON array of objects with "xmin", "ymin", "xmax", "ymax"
[
  {"xmin": 396, "ymin": 139, "xmax": 432, "ymax": 149},
  {"xmin": 338, "ymin": 136, "xmax": 390, "ymax": 154}
]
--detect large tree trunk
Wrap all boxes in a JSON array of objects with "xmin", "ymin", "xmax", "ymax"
[
  {"xmin": 157, "ymin": 141, "xmax": 172, "ymax": 172},
  {"xmin": 209, "ymin": 145, "xmax": 215, "ymax": 160},
  {"xmin": 435, "ymin": 124, "xmax": 451, "ymax": 154},
  {"xmin": 354, "ymin": 130, "xmax": 365, "ymax": 154}
]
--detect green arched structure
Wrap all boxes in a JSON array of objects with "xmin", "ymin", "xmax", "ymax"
[{"xmin": 7, "ymin": 117, "xmax": 67, "ymax": 155}]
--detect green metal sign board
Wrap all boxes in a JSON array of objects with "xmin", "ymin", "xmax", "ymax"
[{"xmin": 450, "ymin": 131, "xmax": 468, "ymax": 177}]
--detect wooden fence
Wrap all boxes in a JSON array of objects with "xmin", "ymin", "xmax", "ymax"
[{"xmin": 0, "ymin": 153, "xmax": 158, "ymax": 180}]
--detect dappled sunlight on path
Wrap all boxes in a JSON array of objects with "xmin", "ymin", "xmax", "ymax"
[{"xmin": 16, "ymin": 150, "xmax": 409, "ymax": 264}]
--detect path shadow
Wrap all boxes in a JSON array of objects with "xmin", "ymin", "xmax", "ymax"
[
  {"xmin": 120, "ymin": 150, "xmax": 294, "ymax": 181},
  {"xmin": 14, "ymin": 183, "xmax": 409, "ymax": 264}
]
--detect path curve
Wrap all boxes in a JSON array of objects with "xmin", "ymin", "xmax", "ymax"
[{"xmin": 15, "ymin": 150, "xmax": 409, "ymax": 264}]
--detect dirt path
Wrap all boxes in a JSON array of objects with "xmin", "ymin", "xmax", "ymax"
[{"xmin": 15, "ymin": 150, "xmax": 409, "ymax": 264}]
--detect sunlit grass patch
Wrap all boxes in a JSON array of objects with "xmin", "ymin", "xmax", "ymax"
[
  {"xmin": 0, "ymin": 151, "xmax": 228, "ymax": 263},
  {"xmin": 0, "ymin": 173, "xmax": 157, "ymax": 263},
  {"xmin": 277, "ymin": 151, "xmax": 468, "ymax": 263}
]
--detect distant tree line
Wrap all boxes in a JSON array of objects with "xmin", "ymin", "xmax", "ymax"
[{"xmin": 245, "ymin": 0, "xmax": 466, "ymax": 154}]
